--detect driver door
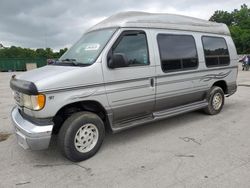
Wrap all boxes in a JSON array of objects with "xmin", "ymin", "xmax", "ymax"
[{"xmin": 102, "ymin": 29, "xmax": 156, "ymax": 124}]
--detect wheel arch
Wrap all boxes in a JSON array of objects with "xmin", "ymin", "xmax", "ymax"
[
  {"xmin": 52, "ymin": 100, "xmax": 112, "ymax": 134},
  {"xmin": 212, "ymin": 80, "xmax": 228, "ymax": 94}
]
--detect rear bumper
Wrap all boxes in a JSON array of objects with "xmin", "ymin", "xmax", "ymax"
[
  {"xmin": 11, "ymin": 107, "xmax": 53, "ymax": 150},
  {"xmin": 227, "ymin": 82, "xmax": 237, "ymax": 97}
]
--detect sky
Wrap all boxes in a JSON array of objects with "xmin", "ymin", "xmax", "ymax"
[{"xmin": 0, "ymin": 0, "xmax": 248, "ymax": 51}]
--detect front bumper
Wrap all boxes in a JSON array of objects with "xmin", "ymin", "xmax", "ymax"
[{"xmin": 11, "ymin": 107, "xmax": 53, "ymax": 150}]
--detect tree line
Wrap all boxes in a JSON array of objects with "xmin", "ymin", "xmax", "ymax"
[
  {"xmin": 209, "ymin": 4, "xmax": 250, "ymax": 54},
  {"xmin": 0, "ymin": 46, "xmax": 67, "ymax": 59}
]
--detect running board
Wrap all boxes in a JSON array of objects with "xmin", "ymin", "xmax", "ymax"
[
  {"xmin": 112, "ymin": 115, "xmax": 154, "ymax": 133},
  {"xmin": 153, "ymin": 100, "xmax": 208, "ymax": 120},
  {"xmin": 111, "ymin": 100, "xmax": 208, "ymax": 133}
]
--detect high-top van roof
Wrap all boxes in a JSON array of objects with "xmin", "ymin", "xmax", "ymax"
[{"xmin": 88, "ymin": 11, "xmax": 230, "ymax": 36}]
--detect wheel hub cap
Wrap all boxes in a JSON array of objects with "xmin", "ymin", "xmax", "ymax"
[
  {"xmin": 74, "ymin": 123, "xmax": 99, "ymax": 153},
  {"xmin": 212, "ymin": 93, "xmax": 222, "ymax": 110}
]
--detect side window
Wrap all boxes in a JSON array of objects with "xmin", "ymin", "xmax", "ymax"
[
  {"xmin": 111, "ymin": 31, "xmax": 149, "ymax": 67},
  {"xmin": 157, "ymin": 34, "xmax": 198, "ymax": 72},
  {"xmin": 202, "ymin": 36, "xmax": 230, "ymax": 67}
]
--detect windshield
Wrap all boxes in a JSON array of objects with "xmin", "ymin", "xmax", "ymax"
[{"xmin": 59, "ymin": 28, "xmax": 116, "ymax": 65}]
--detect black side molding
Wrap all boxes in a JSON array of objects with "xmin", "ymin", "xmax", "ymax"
[{"xmin": 10, "ymin": 75, "xmax": 38, "ymax": 95}]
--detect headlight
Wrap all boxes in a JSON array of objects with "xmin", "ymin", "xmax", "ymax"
[{"xmin": 22, "ymin": 94, "xmax": 46, "ymax": 110}]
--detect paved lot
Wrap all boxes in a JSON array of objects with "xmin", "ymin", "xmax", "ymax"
[{"xmin": 0, "ymin": 66, "xmax": 250, "ymax": 188}]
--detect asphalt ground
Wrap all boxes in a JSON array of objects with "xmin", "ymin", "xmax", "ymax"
[{"xmin": 0, "ymin": 66, "xmax": 249, "ymax": 188}]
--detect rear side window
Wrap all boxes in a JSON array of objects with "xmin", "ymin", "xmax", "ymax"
[
  {"xmin": 157, "ymin": 34, "xmax": 198, "ymax": 72},
  {"xmin": 202, "ymin": 36, "xmax": 230, "ymax": 67}
]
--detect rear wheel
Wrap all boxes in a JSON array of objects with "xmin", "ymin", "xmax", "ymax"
[
  {"xmin": 58, "ymin": 111, "xmax": 105, "ymax": 162},
  {"xmin": 204, "ymin": 86, "xmax": 224, "ymax": 115}
]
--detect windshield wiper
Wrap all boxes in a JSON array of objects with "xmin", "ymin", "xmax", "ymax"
[
  {"xmin": 52, "ymin": 59, "xmax": 90, "ymax": 67},
  {"xmin": 61, "ymin": 58, "xmax": 82, "ymax": 66},
  {"xmin": 61, "ymin": 58, "xmax": 77, "ymax": 62}
]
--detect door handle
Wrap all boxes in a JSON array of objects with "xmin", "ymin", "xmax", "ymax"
[{"xmin": 150, "ymin": 78, "xmax": 154, "ymax": 87}]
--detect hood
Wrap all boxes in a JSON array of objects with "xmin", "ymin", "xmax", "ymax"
[
  {"xmin": 14, "ymin": 63, "xmax": 103, "ymax": 93},
  {"xmin": 16, "ymin": 65, "xmax": 77, "ymax": 82}
]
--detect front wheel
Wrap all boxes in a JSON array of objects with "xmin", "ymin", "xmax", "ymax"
[
  {"xmin": 204, "ymin": 86, "xmax": 224, "ymax": 115},
  {"xmin": 58, "ymin": 111, "xmax": 105, "ymax": 162}
]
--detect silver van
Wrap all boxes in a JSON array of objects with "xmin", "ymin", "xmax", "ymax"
[{"xmin": 10, "ymin": 12, "xmax": 238, "ymax": 161}]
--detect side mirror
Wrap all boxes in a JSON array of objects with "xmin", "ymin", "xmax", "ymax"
[{"xmin": 108, "ymin": 53, "xmax": 129, "ymax": 69}]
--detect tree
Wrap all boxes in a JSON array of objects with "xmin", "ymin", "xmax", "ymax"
[
  {"xmin": 232, "ymin": 4, "xmax": 250, "ymax": 29},
  {"xmin": 53, "ymin": 48, "xmax": 68, "ymax": 58},
  {"xmin": 209, "ymin": 10, "xmax": 233, "ymax": 26},
  {"xmin": 209, "ymin": 4, "xmax": 250, "ymax": 54}
]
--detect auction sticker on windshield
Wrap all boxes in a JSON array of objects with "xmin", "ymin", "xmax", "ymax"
[{"xmin": 85, "ymin": 43, "xmax": 100, "ymax": 51}]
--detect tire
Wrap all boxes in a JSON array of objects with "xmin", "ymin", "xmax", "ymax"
[
  {"xmin": 204, "ymin": 86, "xmax": 224, "ymax": 115},
  {"xmin": 58, "ymin": 111, "xmax": 105, "ymax": 162}
]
